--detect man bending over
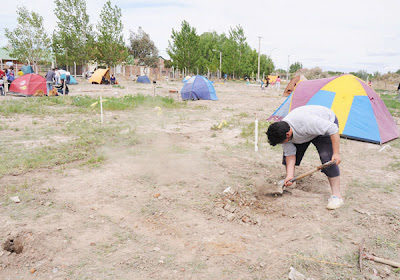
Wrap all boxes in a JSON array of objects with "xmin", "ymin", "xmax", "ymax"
[{"xmin": 266, "ymin": 105, "xmax": 343, "ymax": 210}]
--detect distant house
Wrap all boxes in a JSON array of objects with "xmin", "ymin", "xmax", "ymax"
[{"xmin": 0, "ymin": 48, "xmax": 22, "ymax": 70}]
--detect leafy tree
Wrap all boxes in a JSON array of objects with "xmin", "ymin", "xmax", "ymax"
[
  {"xmin": 396, "ymin": 69, "xmax": 400, "ymax": 74},
  {"xmin": 125, "ymin": 55, "xmax": 135, "ymax": 65},
  {"xmin": 52, "ymin": 0, "xmax": 94, "ymax": 69},
  {"xmin": 327, "ymin": 71, "xmax": 344, "ymax": 76},
  {"xmin": 373, "ymin": 71, "xmax": 381, "ymax": 78},
  {"xmin": 259, "ymin": 54, "xmax": 273, "ymax": 76},
  {"xmin": 226, "ymin": 25, "xmax": 247, "ymax": 78},
  {"xmin": 167, "ymin": 20, "xmax": 200, "ymax": 72},
  {"xmin": 241, "ymin": 47, "xmax": 258, "ymax": 77},
  {"xmin": 289, "ymin": 62, "xmax": 303, "ymax": 73},
  {"xmin": 164, "ymin": 59, "xmax": 172, "ymax": 69},
  {"xmin": 128, "ymin": 27, "xmax": 158, "ymax": 68},
  {"xmin": 5, "ymin": 6, "xmax": 51, "ymax": 70},
  {"xmin": 95, "ymin": 0, "xmax": 128, "ymax": 67},
  {"xmin": 197, "ymin": 31, "xmax": 224, "ymax": 75},
  {"xmin": 350, "ymin": 69, "xmax": 368, "ymax": 81}
]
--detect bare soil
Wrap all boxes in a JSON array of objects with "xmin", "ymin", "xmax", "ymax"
[{"xmin": 1, "ymin": 78, "xmax": 399, "ymax": 279}]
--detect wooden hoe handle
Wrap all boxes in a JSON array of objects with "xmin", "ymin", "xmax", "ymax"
[{"xmin": 291, "ymin": 161, "xmax": 336, "ymax": 182}]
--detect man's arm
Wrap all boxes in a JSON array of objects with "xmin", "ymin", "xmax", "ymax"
[
  {"xmin": 330, "ymin": 133, "xmax": 341, "ymax": 165},
  {"xmin": 284, "ymin": 155, "xmax": 296, "ymax": 186}
]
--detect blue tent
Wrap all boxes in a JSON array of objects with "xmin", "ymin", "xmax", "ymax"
[
  {"xmin": 181, "ymin": 76, "xmax": 218, "ymax": 101},
  {"xmin": 58, "ymin": 70, "xmax": 78, "ymax": 84},
  {"xmin": 21, "ymin": 65, "xmax": 34, "ymax": 74},
  {"xmin": 60, "ymin": 74, "xmax": 78, "ymax": 84},
  {"xmin": 137, "ymin": 75, "xmax": 151, "ymax": 83}
]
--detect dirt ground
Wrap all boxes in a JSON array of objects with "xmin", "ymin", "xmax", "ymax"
[{"xmin": 1, "ymin": 77, "xmax": 399, "ymax": 280}]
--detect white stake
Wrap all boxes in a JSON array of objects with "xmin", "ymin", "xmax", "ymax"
[
  {"xmin": 100, "ymin": 95, "xmax": 103, "ymax": 124},
  {"xmin": 255, "ymin": 118, "xmax": 259, "ymax": 152}
]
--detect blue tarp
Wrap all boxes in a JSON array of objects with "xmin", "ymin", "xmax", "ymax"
[
  {"xmin": 21, "ymin": 65, "xmax": 34, "ymax": 74},
  {"xmin": 137, "ymin": 75, "xmax": 151, "ymax": 83},
  {"xmin": 180, "ymin": 76, "xmax": 218, "ymax": 101}
]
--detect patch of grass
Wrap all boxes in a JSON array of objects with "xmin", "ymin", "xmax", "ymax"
[
  {"xmin": 380, "ymin": 93, "xmax": 400, "ymax": 117},
  {"xmin": 375, "ymin": 237, "xmax": 400, "ymax": 251},
  {"xmin": 240, "ymin": 120, "xmax": 271, "ymax": 140},
  {"xmin": 0, "ymin": 117, "xmax": 141, "ymax": 177},
  {"xmin": 193, "ymin": 105, "xmax": 209, "ymax": 111},
  {"xmin": 289, "ymin": 250, "xmax": 359, "ymax": 280},
  {"xmin": 0, "ymin": 94, "xmax": 186, "ymax": 177},
  {"xmin": 211, "ymin": 120, "xmax": 228, "ymax": 130},
  {"xmin": 347, "ymin": 178, "xmax": 398, "ymax": 198},
  {"xmin": 373, "ymin": 236, "xmax": 400, "ymax": 260},
  {"xmin": 84, "ymin": 155, "xmax": 106, "ymax": 168},
  {"xmin": 2, "ymin": 181, "xmax": 30, "ymax": 205},
  {"xmin": 235, "ymin": 112, "xmax": 250, "ymax": 118},
  {"xmin": 0, "ymin": 95, "xmax": 185, "ymax": 116},
  {"xmin": 391, "ymin": 138, "xmax": 400, "ymax": 149},
  {"xmin": 112, "ymin": 84, "xmax": 125, "ymax": 89}
]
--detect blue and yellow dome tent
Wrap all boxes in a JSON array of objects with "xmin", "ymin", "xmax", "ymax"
[
  {"xmin": 268, "ymin": 74, "xmax": 399, "ymax": 144},
  {"xmin": 181, "ymin": 75, "xmax": 218, "ymax": 101}
]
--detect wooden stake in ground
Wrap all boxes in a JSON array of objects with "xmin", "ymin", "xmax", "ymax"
[
  {"xmin": 100, "ymin": 96, "xmax": 104, "ymax": 124},
  {"xmin": 255, "ymin": 117, "xmax": 258, "ymax": 152}
]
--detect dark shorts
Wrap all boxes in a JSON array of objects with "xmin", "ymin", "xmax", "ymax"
[{"xmin": 282, "ymin": 117, "xmax": 340, "ymax": 178}]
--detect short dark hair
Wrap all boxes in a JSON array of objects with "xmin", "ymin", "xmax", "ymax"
[{"xmin": 266, "ymin": 121, "xmax": 290, "ymax": 146}]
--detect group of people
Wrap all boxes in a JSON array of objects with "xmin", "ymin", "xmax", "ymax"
[
  {"xmin": 0, "ymin": 66, "xmax": 16, "ymax": 95},
  {"xmin": 260, "ymin": 75, "xmax": 281, "ymax": 90},
  {"xmin": 100, "ymin": 74, "xmax": 116, "ymax": 85},
  {"xmin": 45, "ymin": 68, "xmax": 70, "ymax": 95}
]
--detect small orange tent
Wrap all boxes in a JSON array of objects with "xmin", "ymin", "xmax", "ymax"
[
  {"xmin": 267, "ymin": 75, "xmax": 278, "ymax": 85},
  {"xmin": 89, "ymin": 68, "xmax": 111, "ymax": 84},
  {"xmin": 283, "ymin": 75, "xmax": 307, "ymax": 96}
]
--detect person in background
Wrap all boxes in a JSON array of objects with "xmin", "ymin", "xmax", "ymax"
[
  {"xmin": 2, "ymin": 69, "xmax": 7, "ymax": 93},
  {"xmin": 6, "ymin": 66, "xmax": 15, "ymax": 91},
  {"xmin": 110, "ymin": 74, "xmax": 116, "ymax": 85},
  {"xmin": 266, "ymin": 76, "xmax": 270, "ymax": 88},
  {"xmin": 55, "ymin": 78, "xmax": 69, "ymax": 95},
  {"xmin": 397, "ymin": 82, "xmax": 400, "ymax": 101},
  {"xmin": 368, "ymin": 80, "xmax": 372, "ymax": 87},
  {"xmin": 0, "ymin": 70, "xmax": 5, "ymax": 96},
  {"xmin": 55, "ymin": 68, "xmax": 61, "ymax": 85},
  {"xmin": 276, "ymin": 75, "xmax": 281, "ymax": 91},
  {"xmin": 45, "ymin": 68, "xmax": 56, "ymax": 95},
  {"xmin": 65, "ymin": 70, "xmax": 71, "ymax": 84}
]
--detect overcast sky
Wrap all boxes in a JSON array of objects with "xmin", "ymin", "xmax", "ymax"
[{"xmin": 1, "ymin": 0, "xmax": 399, "ymax": 73}]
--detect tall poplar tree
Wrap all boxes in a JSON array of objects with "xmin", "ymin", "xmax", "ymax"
[
  {"xmin": 167, "ymin": 20, "xmax": 199, "ymax": 71},
  {"xmin": 52, "ymin": 0, "xmax": 94, "ymax": 69},
  {"xmin": 95, "ymin": 0, "xmax": 128, "ymax": 67}
]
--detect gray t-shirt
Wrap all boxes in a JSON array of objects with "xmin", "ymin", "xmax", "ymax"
[
  {"xmin": 45, "ymin": 70, "xmax": 55, "ymax": 82},
  {"xmin": 282, "ymin": 105, "xmax": 338, "ymax": 156}
]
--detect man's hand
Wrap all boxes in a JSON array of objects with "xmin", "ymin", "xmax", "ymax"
[
  {"xmin": 284, "ymin": 176, "xmax": 295, "ymax": 186},
  {"xmin": 332, "ymin": 153, "xmax": 341, "ymax": 165},
  {"xmin": 330, "ymin": 133, "xmax": 341, "ymax": 165}
]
